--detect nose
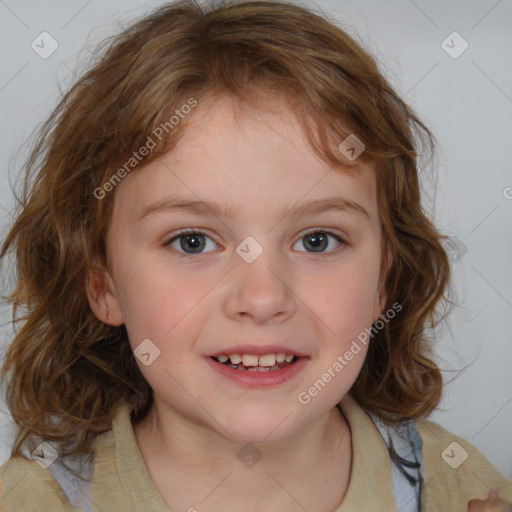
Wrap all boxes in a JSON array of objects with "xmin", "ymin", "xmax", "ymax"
[{"xmin": 223, "ymin": 248, "xmax": 296, "ymax": 325}]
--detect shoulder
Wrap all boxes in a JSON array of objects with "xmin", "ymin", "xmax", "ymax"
[
  {"xmin": 416, "ymin": 419, "xmax": 512, "ymax": 509},
  {"xmin": 0, "ymin": 455, "xmax": 74, "ymax": 511}
]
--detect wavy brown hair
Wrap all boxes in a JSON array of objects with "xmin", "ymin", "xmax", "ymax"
[{"xmin": 1, "ymin": 0, "xmax": 453, "ymax": 474}]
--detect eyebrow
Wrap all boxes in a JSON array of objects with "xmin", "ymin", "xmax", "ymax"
[{"xmin": 136, "ymin": 194, "xmax": 370, "ymax": 223}]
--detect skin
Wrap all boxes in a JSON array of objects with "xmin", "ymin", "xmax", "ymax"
[
  {"xmin": 468, "ymin": 491, "xmax": 511, "ymax": 511},
  {"xmin": 86, "ymin": 92, "xmax": 393, "ymax": 512}
]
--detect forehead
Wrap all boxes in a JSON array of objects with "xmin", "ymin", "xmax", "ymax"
[{"xmin": 111, "ymin": 92, "xmax": 379, "ymax": 226}]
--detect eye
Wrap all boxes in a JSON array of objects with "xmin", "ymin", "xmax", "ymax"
[
  {"xmin": 293, "ymin": 229, "xmax": 346, "ymax": 254},
  {"xmin": 163, "ymin": 229, "xmax": 219, "ymax": 258},
  {"xmin": 163, "ymin": 228, "xmax": 347, "ymax": 258}
]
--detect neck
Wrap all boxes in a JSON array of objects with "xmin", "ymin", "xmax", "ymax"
[{"xmin": 133, "ymin": 399, "xmax": 352, "ymax": 512}]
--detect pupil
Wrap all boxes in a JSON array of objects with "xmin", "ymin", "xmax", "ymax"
[
  {"xmin": 304, "ymin": 232, "xmax": 327, "ymax": 252},
  {"xmin": 181, "ymin": 233, "xmax": 205, "ymax": 253}
]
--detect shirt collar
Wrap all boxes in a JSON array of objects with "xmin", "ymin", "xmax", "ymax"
[{"xmin": 101, "ymin": 393, "xmax": 396, "ymax": 511}]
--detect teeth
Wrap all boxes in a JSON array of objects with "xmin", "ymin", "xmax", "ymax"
[
  {"xmin": 230, "ymin": 354, "xmax": 242, "ymax": 364},
  {"xmin": 276, "ymin": 353, "xmax": 286, "ymax": 363},
  {"xmin": 214, "ymin": 352, "xmax": 298, "ymax": 368},
  {"xmin": 245, "ymin": 366, "xmax": 271, "ymax": 372},
  {"xmin": 258, "ymin": 354, "xmax": 276, "ymax": 367},
  {"xmin": 241, "ymin": 354, "xmax": 259, "ymax": 367}
]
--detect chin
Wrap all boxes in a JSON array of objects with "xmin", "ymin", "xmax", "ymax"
[{"xmin": 213, "ymin": 408, "xmax": 301, "ymax": 445}]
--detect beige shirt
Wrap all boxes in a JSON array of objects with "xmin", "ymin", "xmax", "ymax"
[{"xmin": 1, "ymin": 393, "xmax": 511, "ymax": 511}]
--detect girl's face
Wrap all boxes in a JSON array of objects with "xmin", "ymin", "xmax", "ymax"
[{"xmin": 88, "ymin": 92, "xmax": 390, "ymax": 443}]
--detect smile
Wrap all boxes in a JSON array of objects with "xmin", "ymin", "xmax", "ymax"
[
  {"xmin": 211, "ymin": 353, "xmax": 298, "ymax": 371},
  {"xmin": 206, "ymin": 354, "xmax": 309, "ymax": 388}
]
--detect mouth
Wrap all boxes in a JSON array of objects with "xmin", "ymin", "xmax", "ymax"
[
  {"xmin": 206, "ymin": 348, "xmax": 309, "ymax": 388},
  {"xmin": 210, "ymin": 353, "xmax": 300, "ymax": 372},
  {"xmin": 206, "ymin": 344, "xmax": 309, "ymax": 387}
]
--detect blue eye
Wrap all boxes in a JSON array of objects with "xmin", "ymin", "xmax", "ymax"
[
  {"xmin": 163, "ymin": 228, "xmax": 346, "ymax": 258},
  {"xmin": 293, "ymin": 229, "xmax": 345, "ymax": 254},
  {"xmin": 164, "ymin": 229, "xmax": 219, "ymax": 258}
]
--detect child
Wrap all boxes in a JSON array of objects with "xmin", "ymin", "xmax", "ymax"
[{"xmin": 0, "ymin": 0, "xmax": 510, "ymax": 511}]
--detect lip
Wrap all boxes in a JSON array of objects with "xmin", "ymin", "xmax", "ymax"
[
  {"xmin": 206, "ymin": 355, "xmax": 309, "ymax": 388},
  {"xmin": 207, "ymin": 344, "xmax": 308, "ymax": 357}
]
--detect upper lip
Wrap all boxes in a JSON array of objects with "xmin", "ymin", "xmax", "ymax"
[{"xmin": 208, "ymin": 344, "xmax": 308, "ymax": 358}]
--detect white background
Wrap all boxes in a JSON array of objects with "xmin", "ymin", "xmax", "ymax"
[{"xmin": 1, "ymin": 0, "xmax": 511, "ymax": 482}]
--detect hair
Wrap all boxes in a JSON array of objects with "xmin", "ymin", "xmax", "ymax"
[{"xmin": 1, "ymin": 0, "xmax": 453, "ymax": 475}]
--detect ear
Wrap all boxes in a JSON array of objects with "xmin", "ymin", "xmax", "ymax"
[{"xmin": 85, "ymin": 265, "xmax": 124, "ymax": 326}]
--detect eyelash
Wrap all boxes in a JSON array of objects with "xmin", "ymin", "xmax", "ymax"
[{"xmin": 163, "ymin": 228, "xmax": 347, "ymax": 259}]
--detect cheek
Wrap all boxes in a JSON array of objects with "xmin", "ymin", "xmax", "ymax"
[
  {"xmin": 302, "ymin": 255, "xmax": 381, "ymax": 342},
  {"xmin": 114, "ymin": 251, "xmax": 216, "ymax": 348}
]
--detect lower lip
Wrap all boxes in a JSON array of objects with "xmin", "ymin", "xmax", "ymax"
[{"xmin": 205, "ymin": 356, "xmax": 309, "ymax": 388}]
